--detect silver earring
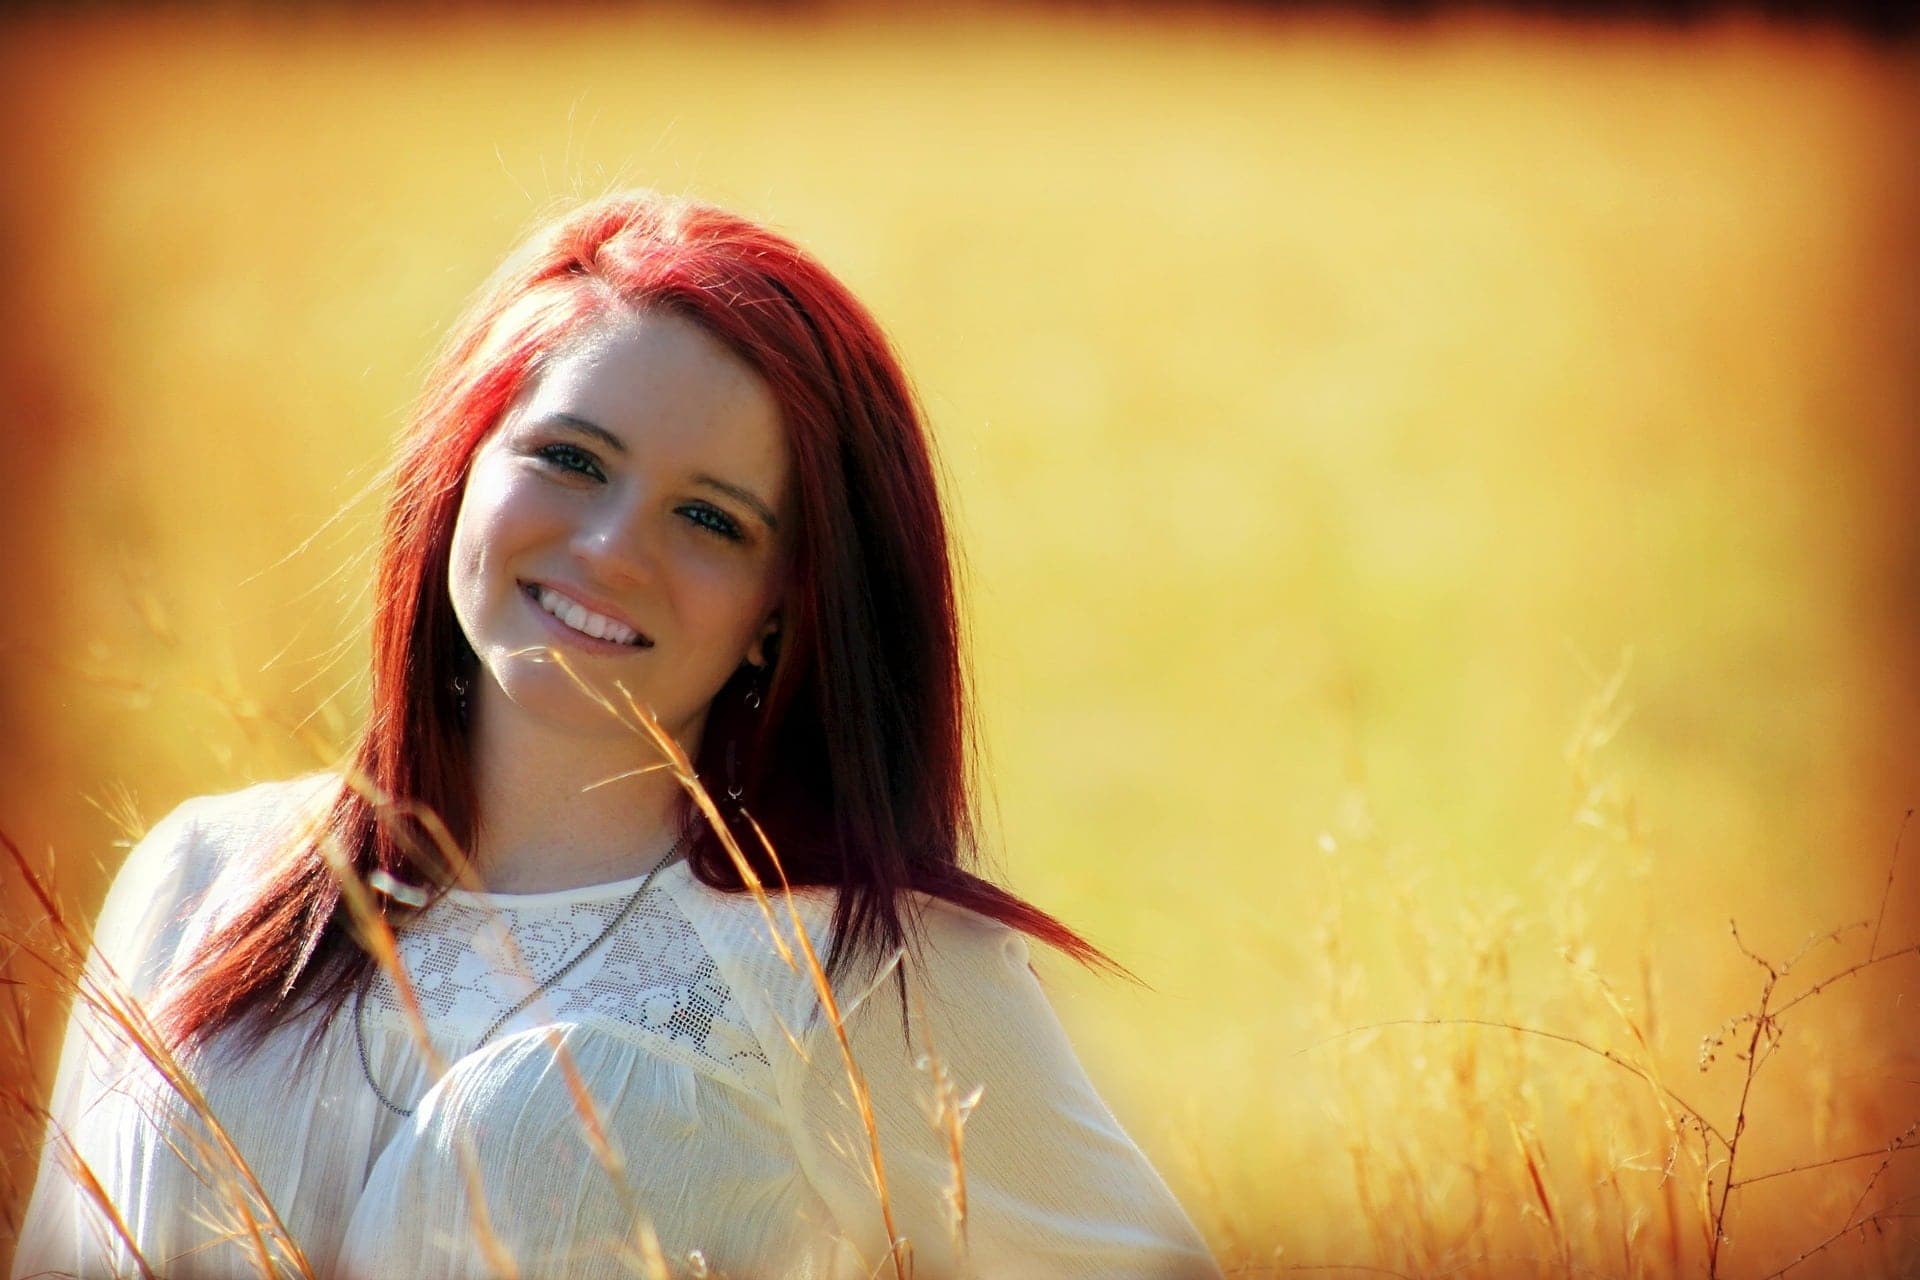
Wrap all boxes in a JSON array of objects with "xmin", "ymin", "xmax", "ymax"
[{"xmin": 725, "ymin": 738, "xmax": 744, "ymax": 803}]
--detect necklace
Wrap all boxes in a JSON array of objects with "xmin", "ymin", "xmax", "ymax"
[{"xmin": 353, "ymin": 823, "xmax": 694, "ymax": 1119}]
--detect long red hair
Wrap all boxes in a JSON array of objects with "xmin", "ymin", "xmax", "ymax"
[{"xmin": 161, "ymin": 191, "xmax": 1115, "ymax": 1053}]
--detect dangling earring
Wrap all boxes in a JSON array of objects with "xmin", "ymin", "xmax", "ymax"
[
  {"xmin": 747, "ymin": 624, "xmax": 779, "ymax": 710},
  {"xmin": 450, "ymin": 629, "xmax": 479, "ymax": 726},
  {"xmin": 725, "ymin": 662, "xmax": 767, "ymax": 805}
]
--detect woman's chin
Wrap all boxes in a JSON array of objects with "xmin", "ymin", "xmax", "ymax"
[{"xmin": 482, "ymin": 666, "xmax": 672, "ymax": 741}]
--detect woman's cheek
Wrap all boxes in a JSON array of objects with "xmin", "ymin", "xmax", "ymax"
[{"xmin": 447, "ymin": 469, "xmax": 523, "ymax": 623}]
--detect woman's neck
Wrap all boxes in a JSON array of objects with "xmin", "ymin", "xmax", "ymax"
[{"xmin": 462, "ymin": 693, "xmax": 702, "ymax": 894}]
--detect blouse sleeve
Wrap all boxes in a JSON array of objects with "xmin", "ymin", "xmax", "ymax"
[
  {"xmin": 775, "ymin": 901, "xmax": 1222, "ymax": 1280},
  {"xmin": 11, "ymin": 795, "xmax": 209, "ymax": 1278}
]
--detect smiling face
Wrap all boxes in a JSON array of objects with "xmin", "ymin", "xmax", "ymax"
[{"xmin": 447, "ymin": 308, "xmax": 792, "ymax": 752}]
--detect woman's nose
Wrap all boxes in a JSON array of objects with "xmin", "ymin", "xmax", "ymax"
[{"xmin": 569, "ymin": 499, "xmax": 658, "ymax": 588}]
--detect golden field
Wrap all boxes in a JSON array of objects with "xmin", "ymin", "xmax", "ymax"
[{"xmin": 1, "ymin": 7, "xmax": 1916, "ymax": 1276}]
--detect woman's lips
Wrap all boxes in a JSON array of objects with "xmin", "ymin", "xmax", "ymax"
[{"xmin": 519, "ymin": 581, "xmax": 654, "ymax": 650}]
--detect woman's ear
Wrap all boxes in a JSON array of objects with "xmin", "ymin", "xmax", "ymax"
[{"xmin": 746, "ymin": 614, "xmax": 781, "ymax": 670}]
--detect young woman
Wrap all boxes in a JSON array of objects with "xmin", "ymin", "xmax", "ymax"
[{"xmin": 14, "ymin": 192, "xmax": 1221, "ymax": 1279}]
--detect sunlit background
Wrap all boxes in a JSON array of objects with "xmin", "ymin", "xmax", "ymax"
[{"xmin": 2, "ymin": 5, "xmax": 1916, "ymax": 1275}]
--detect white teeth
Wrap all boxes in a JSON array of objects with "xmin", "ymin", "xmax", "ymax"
[{"xmin": 535, "ymin": 587, "xmax": 641, "ymax": 646}]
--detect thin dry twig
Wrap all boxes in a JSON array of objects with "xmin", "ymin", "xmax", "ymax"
[
  {"xmin": 1773, "ymin": 941, "xmax": 1920, "ymax": 1021},
  {"xmin": 1304, "ymin": 1017, "xmax": 1730, "ymax": 1149},
  {"xmin": 1869, "ymin": 810, "xmax": 1912, "ymax": 963},
  {"xmin": 1758, "ymin": 1190, "xmax": 1920, "ymax": 1280},
  {"xmin": 1707, "ymin": 946, "xmax": 1772, "ymax": 1280},
  {"xmin": 1729, "ymin": 1121, "xmax": 1920, "ymax": 1190}
]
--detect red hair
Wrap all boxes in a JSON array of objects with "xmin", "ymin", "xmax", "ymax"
[{"xmin": 161, "ymin": 191, "xmax": 1115, "ymax": 1052}]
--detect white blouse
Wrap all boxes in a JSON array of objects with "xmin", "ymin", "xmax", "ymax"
[{"xmin": 13, "ymin": 776, "xmax": 1220, "ymax": 1279}]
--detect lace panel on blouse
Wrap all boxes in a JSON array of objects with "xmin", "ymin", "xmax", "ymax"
[{"xmin": 359, "ymin": 878, "xmax": 770, "ymax": 1091}]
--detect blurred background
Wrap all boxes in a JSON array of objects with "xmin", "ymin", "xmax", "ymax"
[{"xmin": 1, "ymin": 3, "xmax": 1915, "ymax": 1275}]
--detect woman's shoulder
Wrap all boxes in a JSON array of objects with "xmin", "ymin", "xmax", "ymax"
[
  {"xmin": 166, "ymin": 770, "xmax": 340, "ymax": 848},
  {"xmin": 93, "ymin": 772, "xmax": 338, "ymax": 994},
  {"xmin": 116, "ymin": 770, "xmax": 336, "ymax": 893},
  {"xmin": 175, "ymin": 771, "xmax": 341, "ymax": 911},
  {"xmin": 904, "ymin": 888, "xmax": 1026, "ymax": 955}
]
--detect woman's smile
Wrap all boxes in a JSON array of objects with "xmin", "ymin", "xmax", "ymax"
[{"xmin": 519, "ymin": 580, "xmax": 653, "ymax": 650}]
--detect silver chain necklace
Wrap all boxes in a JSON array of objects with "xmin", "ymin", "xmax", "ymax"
[{"xmin": 353, "ymin": 824, "xmax": 695, "ymax": 1119}]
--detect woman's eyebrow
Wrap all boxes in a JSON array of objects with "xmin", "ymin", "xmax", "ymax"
[
  {"xmin": 695, "ymin": 474, "xmax": 780, "ymax": 531},
  {"xmin": 537, "ymin": 413, "xmax": 627, "ymax": 453}
]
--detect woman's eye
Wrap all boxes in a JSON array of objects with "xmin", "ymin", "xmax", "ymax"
[
  {"xmin": 681, "ymin": 503, "xmax": 743, "ymax": 542},
  {"xmin": 535, "ymin": 442, "xmax": 605, "ymax": 481}
]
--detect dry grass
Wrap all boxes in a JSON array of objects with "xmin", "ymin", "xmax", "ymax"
[
  {"xmin": 3, "ymin": 655, "xmax": 1916, "ymax": 1277},
  {"xmin": 1, "ymin": 7, "xmax": 1915, "ymax": 1278},
  {"xmin": 1214, "ymin": 662, "xmax": 1920, "ymax": 1279}
]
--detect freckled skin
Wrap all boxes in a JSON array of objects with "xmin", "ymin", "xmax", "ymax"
[{"xmin": 448, "ymin": 310, "xmax": 793, "ymax": 752}]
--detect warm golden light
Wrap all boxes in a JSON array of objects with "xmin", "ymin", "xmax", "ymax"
[{"xmin": 2, "ymin": 7, "xmax": 1915, "ymax": 1276}]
